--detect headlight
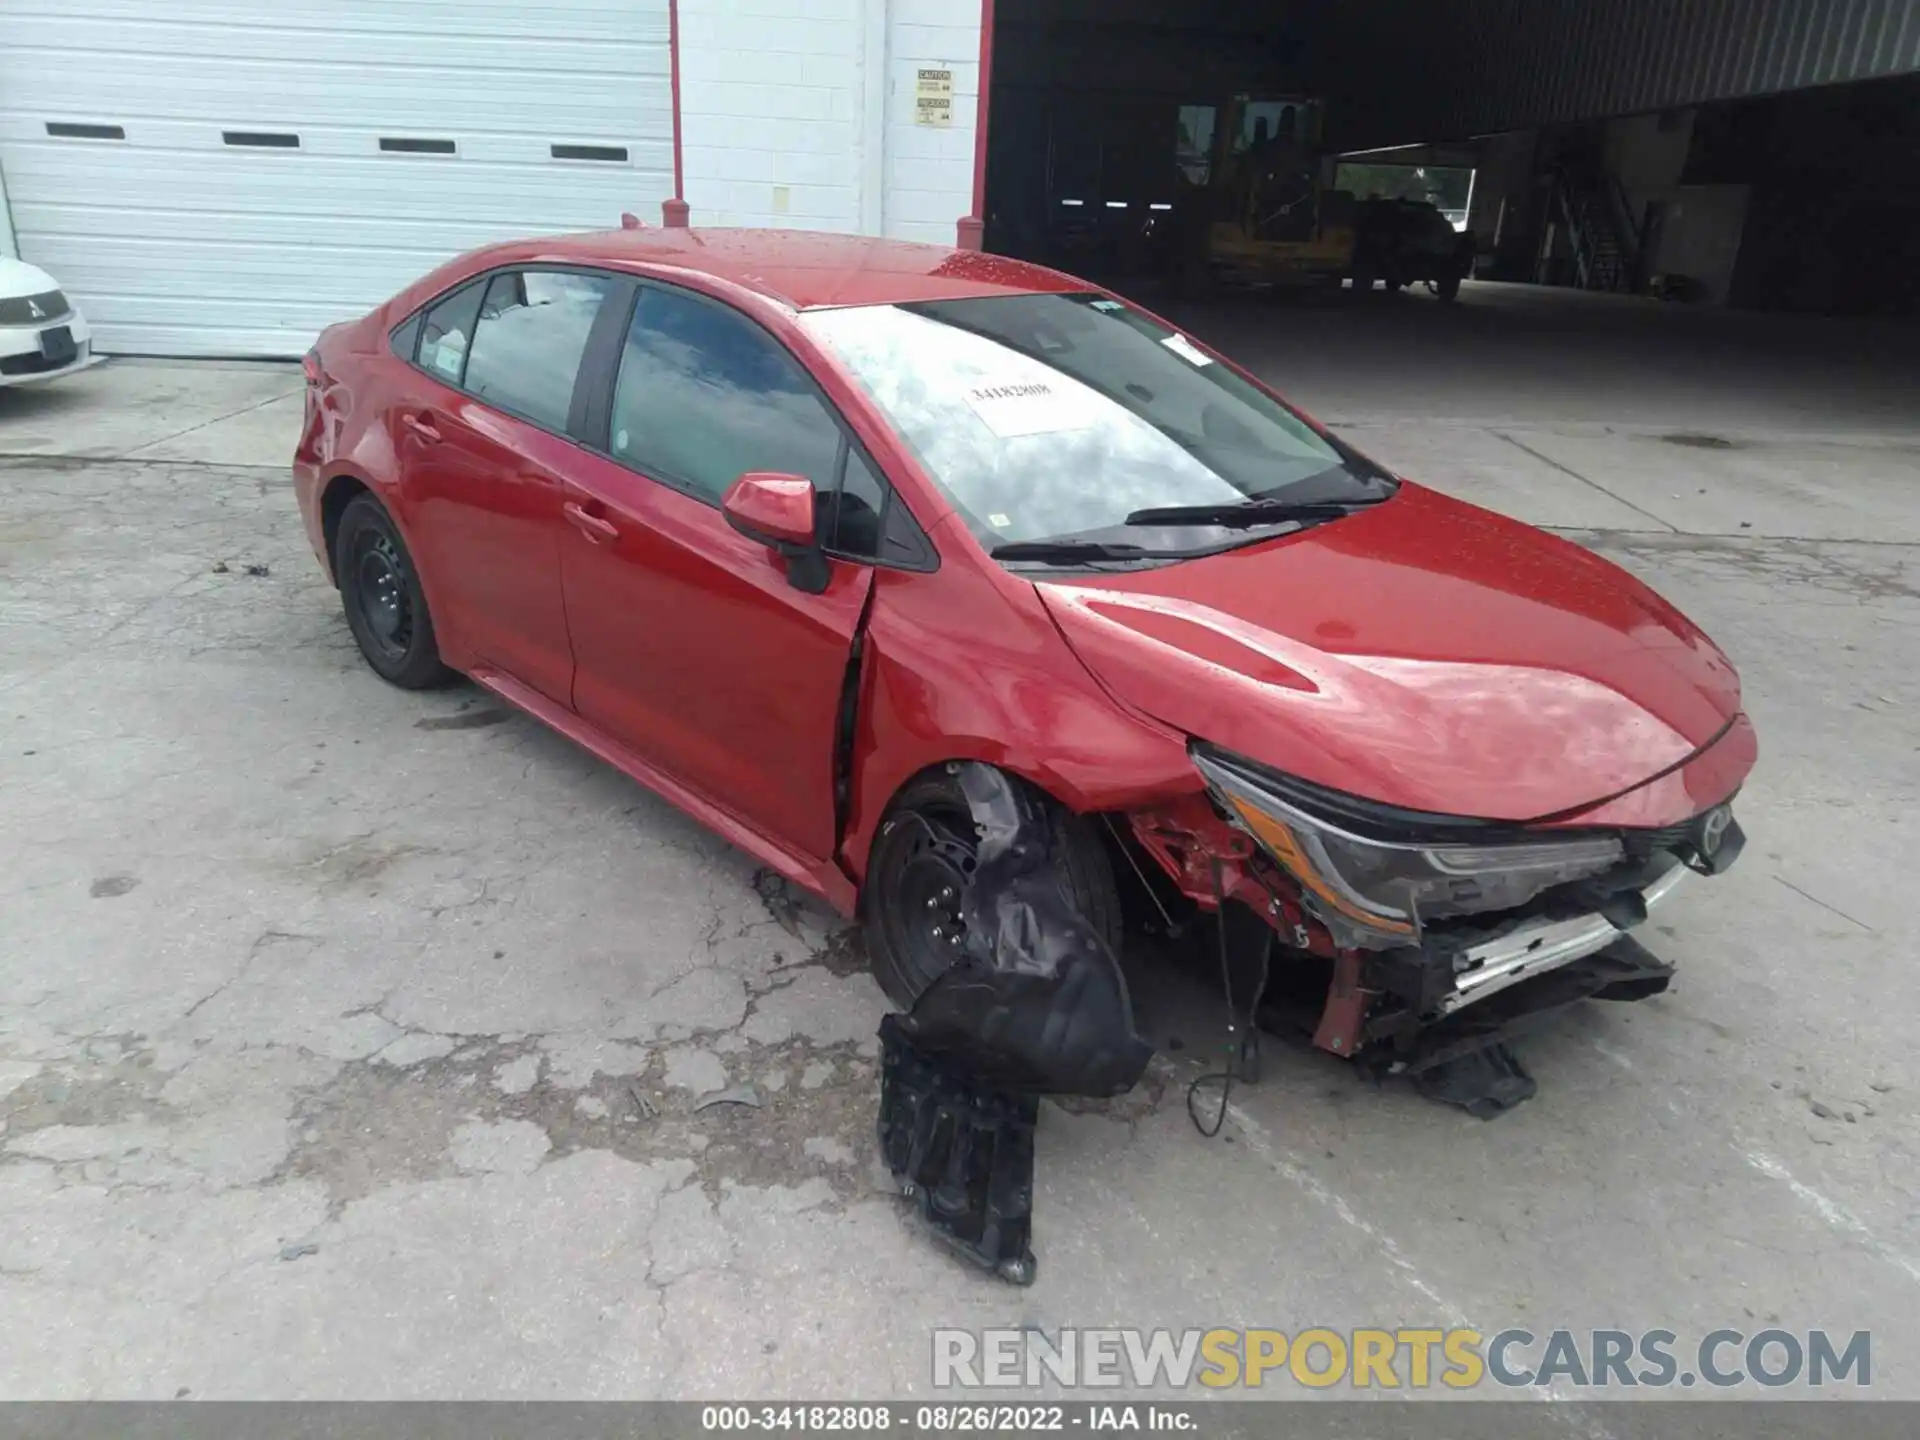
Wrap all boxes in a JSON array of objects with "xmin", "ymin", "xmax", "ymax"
[{"xmin": 1192, "ymin": 748, "xmax": 1624, "ymax": 950}]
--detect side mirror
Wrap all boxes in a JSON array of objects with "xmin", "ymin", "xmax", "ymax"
[
  {"xmin": 721, "ymin": 472, "xmax": 829, "ymax": 593},
  {"xmin": 722, "ymin": 472, "xmax": 817, "ymax": 548}
]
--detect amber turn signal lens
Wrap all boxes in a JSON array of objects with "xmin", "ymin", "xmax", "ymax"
[{"xmin": 1223, "ymin": 793, "xmax": 1415, "ymax": 936}]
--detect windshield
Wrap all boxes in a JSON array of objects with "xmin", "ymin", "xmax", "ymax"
[{"xmin": 799, "ymin": 293, "xmax": 1390, "ymax": 557}]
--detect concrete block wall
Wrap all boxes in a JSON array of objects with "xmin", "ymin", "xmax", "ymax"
[
  {"xmin": 0, "ymin": 159, "xmax": 16, "ymax": 258},
  {"xmin": 678, "ymin": 0, "xmax": 979, "ymax": 243},
  {"xmin": 883, "ymin": 0, "xmax": 979, "ymax": 244},
  {"xmin": 677, "ymin": 0, "xmax": 864, "ymax": 230}
]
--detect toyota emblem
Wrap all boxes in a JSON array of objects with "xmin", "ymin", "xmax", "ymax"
[{"xmin": 1699, "ymin": 805, "xmax": 1732, "ymax": 856}]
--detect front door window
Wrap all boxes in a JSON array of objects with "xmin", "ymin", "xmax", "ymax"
[{"xmin": 608, "ymin": 285, "xmax": 843, "ymax": 503}]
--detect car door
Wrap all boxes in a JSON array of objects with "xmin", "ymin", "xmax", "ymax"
[
  {"xmin": 557, "ymin": 282, "xmax": 914, "ymax": 865},
  {"xmin": 393, "ymin": 267, "xmax": 619, "ymax": 705}
]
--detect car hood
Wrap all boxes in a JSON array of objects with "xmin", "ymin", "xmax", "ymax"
[
  {"xmin": 0, "ymin": 256, "xmax": 61, "ymax": 301},
  {"xmin": 1035, "ymin": 483, "xmax": 1743, "ymax": 822}
]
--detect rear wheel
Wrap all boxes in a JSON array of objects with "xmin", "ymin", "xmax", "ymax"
[
  {"xmin": 334, "ymin": 493, "xmax": 456, "ymax": 689},
  {"xmin": 862, "ymin": 770, "xmax": 1124, "ymax": 1008},
  {"xmin": 1350, "ymin": 258, "xmax": 1377, "ymax": 294}
]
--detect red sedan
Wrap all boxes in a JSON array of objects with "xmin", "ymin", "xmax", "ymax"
[{"xmin": 294, "ymin": 228, "xmax": 1753, "ymax": 1096}]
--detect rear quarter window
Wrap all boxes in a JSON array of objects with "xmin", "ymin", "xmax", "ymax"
[
  {"xmin": 417, "ymin": 281, "xmax": 485, "ymax": 385},
  {"xmin": 388, "ymin": 312, "xmax": 423, "ymax": 363}
]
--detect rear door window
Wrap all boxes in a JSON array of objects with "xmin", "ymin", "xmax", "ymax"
[{"xmin": 462, "ymin": 270, "xmax": 616, "ymax": 432}]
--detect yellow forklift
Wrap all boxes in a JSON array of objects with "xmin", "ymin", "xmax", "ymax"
[{"xmin": 1174, "ymin": 94, "xmax": 1356, "ymax": 293}]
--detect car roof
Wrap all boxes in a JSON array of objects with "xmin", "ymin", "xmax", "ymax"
[{"xmin": 489, "ymin": 227, "xmax": 1090, "ymax": 311}]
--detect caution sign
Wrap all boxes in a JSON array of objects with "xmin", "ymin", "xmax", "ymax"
[{"xmin": 915, "ymin": 67, "xmax": 954, "ymax": 127}]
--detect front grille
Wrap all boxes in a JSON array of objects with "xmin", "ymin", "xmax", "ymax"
[
  {"xmin": 0, "ymin": 290, "xmax": 71, "ymax": 327},
  {"xmin": 0, "ymin": 341, "xmax": 87, "ymax": 376},
  {"xmin": 1619, "ymin": 820, "xmax": 1694, "ymax": 862}
]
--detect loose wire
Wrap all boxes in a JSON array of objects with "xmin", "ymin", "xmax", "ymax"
[{"xmin": 1187, "ymin": 860, "xmax": 1273, "ymax": 1136}]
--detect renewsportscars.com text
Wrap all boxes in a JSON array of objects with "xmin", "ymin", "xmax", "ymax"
[{"xmin": 932, "ymin": 1327, "xmax": 1871, "ymax": 1391}]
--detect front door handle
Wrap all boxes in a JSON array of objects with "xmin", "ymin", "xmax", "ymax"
[
  {"xmin": 401, "ymin": 412, "xmax": 441, "ymax": 442},
  {"xmin": 563, "ymin": 501, "xmax": 619, "ymax": 544}
]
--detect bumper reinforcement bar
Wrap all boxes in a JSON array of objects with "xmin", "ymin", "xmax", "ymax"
[{"xmin": 1436, "ymin": 863, "xmax": 1687, "ymax": 1016}]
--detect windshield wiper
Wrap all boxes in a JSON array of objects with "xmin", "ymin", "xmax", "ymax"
[
  {"xmin": 989, "ymin": 539, "xmax": 1194, "ymax": 564},
  {"xmin": 1121, "ymin": 496, "xmax": 1387, "ymax": 528}
]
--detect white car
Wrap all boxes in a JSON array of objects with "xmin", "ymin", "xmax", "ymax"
[{"xmin": 0, "ymin": 256, "xmax": 98, "ymax": 387}]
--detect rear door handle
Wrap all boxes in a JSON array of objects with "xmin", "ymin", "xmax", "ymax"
[
  {"xmin": 401, "ymin": 412, "xmax": 440, "ymax": 442},
  {"xmin": 563, "ymin": 501, "xmax": 619, "ymax": 544}
]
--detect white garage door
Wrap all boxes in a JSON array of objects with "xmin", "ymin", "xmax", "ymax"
[{"xmin": 0, "ymin": 0, "xmax": 673, "ymax": 356}]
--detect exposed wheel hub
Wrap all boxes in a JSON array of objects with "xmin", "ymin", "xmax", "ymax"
[
  {"xmin": 353, "ymin": 534, "xmax": 412, "ymax": 658},
  {"xmin": 893, "ymin": 813, "xmax": 976, "ymax": 970}
]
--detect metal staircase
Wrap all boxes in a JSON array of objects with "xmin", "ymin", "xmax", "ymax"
[{"xmin": 1546, "ymin": 155, "xmax": 1642, "ymax": 293}]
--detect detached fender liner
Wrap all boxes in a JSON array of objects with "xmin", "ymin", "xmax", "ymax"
[
  {"xmin": 877, "ymin": 762, "xmax": 1152, "ymax": 1282},
  {"xmin": 894, "ymin": 762, "xmax": 1152, "ymax": 1097}
]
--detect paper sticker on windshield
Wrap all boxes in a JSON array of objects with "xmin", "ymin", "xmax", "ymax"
[
  {"xmin": 1091, "ymin": 299, "xmax": 1125, "ymax": 313},
  {"xmin": 1160, "ymin": 333, "xmax": 1213, "ymax": 366},
  {"xmin": 961, "ymin": 379, "xmax": 1091, "ymax": 439}
]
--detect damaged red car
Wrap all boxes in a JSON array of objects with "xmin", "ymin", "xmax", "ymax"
[{"xmin": 294, "ymin": 228, "xmax": 1754, "ymax": 1111}]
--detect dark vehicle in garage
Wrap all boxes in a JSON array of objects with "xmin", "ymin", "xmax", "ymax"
[
  {"xmin": 1351, "ymin": 197, "xmax": 1478, "ymax": 299},
  {"xmin": 294, "ymin": 226, "xmax": 1754, "ymax": 1089}
]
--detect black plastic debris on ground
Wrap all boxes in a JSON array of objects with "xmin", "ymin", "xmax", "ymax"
[
  {"xmin": 878, "ymin": 1015, "xmax": 1039, "ymax": 1285},
  {"xmin": 876, "ymin": 763, "xmax": 1151, "ymax": 1283},
  {"xmin": 1411, "ymin": 1041, "xmax": 1537, "ymax": 1119}
]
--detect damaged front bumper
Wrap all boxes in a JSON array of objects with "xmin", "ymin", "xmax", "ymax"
[
  {"xmin": 1380, "ymin": 934, "xmax": 1678, "ymax": 1117},
  {"xmin": 1189, "ymin": 742, "xmax": 1743, "ymax": 954},
  {"xmin": 1430, "ymin": 860, "xmax": 1689, "ymax": 1017},
  {"xmin": 1136, "ymin": 744, "xmax": 1745, "ymax": 1063}
]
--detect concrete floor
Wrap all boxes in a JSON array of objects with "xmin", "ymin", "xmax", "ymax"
[{"xmin": 1, "ymin": 282, "xmax": 1916, "ymax": 1405}]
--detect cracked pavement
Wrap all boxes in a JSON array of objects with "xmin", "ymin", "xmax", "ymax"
[{"xmin": 2, "ymin": 291, "xmax": 1918, "ymax": 1401}]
